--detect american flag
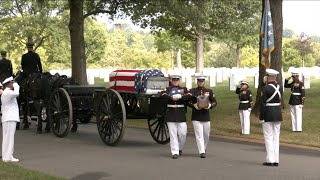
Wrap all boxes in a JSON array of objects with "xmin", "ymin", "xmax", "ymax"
[
  {"xmin": 260, "ymin": 0, "xmax": 274, "ymax": 68},
  {"xmin": 134, "ymin": 69, "xmax": 164, "ymax": 92},
  {"xmin": 109, "ymin": 69, "xmax": 141, "ymax": 91}
]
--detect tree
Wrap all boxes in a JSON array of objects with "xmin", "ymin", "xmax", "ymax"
[
  {"xmin": 253, "ymin": 0, "xmax": 283, "ymax": 114},
  {"xmin": 283, "ymin": 28, "xmax": 295, "ymax": 38},
  {"xmin": 130, "ymin": 0, "xmax": 257, "ymax": 73},
  {"xmin": 214, "ymin": 0, "xmax": 261, "ymax": 68}
]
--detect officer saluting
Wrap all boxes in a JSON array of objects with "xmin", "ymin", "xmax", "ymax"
[
  {"xmin": 284, "ymin": 71, "xmax": 305, "ymax": 132},
  {"xmin": 161, "ymin": 75, "xmax": 190, "ymax": 159},
  {"xmin": 0, "ymin": 50, "xmax": 13, "ymax": 83},
  {"xmin": 260, "ymin": 69, "xmax": 283, "ymax": 167},
  {"xmin": 189, "ymin": 75, "xmax": 217, "ymax": 158},
  {"xmin": 236, "ymin": 81, "xmax": 253, "ymax": 135},
  {"xmin": 16, "ymin": 41, "xmax": 42, "ymax": 83}
]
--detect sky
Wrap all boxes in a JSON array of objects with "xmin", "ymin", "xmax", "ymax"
[
  {"xmin": 97, "ymin": 1, "xmax": 320, "ymax": 36},
  {"xmin": 283, "ymin": 0, "xmax": 320, "ymax": 36}
]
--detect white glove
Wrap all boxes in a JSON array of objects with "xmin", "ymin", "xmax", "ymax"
[
  {"xmin": 172, "ymin": 94, "xmax": 182, "ymax": 100},
  {"xmin": 204, "ymin": 103, "xmax": 212, "ymax": 109},
  {"xmin": 193, "ymin": 103, "xmax": 200, "ymax": 110},
  {"xmin": 299, "ymin": 104, "xmax": 303, "ymax": 108},
  {"xmin": 248, "ymin": 108, "xmax": 252, "ymax": 112},
  {"xmin": 13, "ymin": 82, "xmax": 19, "ymax": 88},
  {"xmin": 259, "ymin": 120, "xmax": 265, "ymax": 124}
]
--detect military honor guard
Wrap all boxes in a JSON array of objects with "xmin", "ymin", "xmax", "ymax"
[
  {"xmin": 16, "ymin": 41, "xmax": 42, "ymax": 83},
  {"xmin": 189, "ymin": 75, "xmax": 217, "ymax": 158},
  {"xmin": 236, "ymin": 81, "xmax": 253, "ymax": 135},
  {"xmin": 0, "ymin": 50, "xmax": 13, "ymax": 82},
  {"xmin": 284, "ymin": 71, "xmax": 305, "ymax": 132},
  {"xmin": 161, "ymin": 75, "xmax": 190, "ymax": 159},
  {"xmin": 259, "ymin": 69, "xmax": 283, "ymax": 167},
  {"xmin": 1, "ymin": 76, "xmax": 20, "ymax": 162}
]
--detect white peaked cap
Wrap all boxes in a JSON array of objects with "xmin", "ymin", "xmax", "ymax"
[
  {"xmin": 2, "ymin": 76, "xmax": 13, "ymax": 85},
  {"xmin": 266, "ymin": 69, "xmax": 279, "ymax": 76}
]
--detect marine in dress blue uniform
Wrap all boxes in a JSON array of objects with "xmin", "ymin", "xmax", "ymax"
[
  {"xmin": 236, "ymin": 81, "xmax": 253, "ymax": 135},
  {"xmin": 284, "ymin": 71, "xmax": 305, "ymax": 132},
  {"xmin": 161, "ymin": 75, "xmax": 191, "ymax": 159},
  {"xmin": 260, "ymin": 69, "xmax": 283, "ymax": 167},
  {"xmin": 188, "ymin": 75, "xmax": 217, "ymax": 158}
]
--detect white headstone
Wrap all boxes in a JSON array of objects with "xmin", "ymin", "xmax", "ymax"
[
  {"xmin": 209, "ymin": 72, "xmax": 216, "ymax": 87},
  {"xmin": 303, "ymin": 75, "xmax": 310, "ymax": 89},
  {"xmin": 229, "ymin": 76, "xmax": 236, "ymax": 91},
  {"xmin": 186, "ymin": 76, "xmax": 192, "ymax": 89},
  {"xmin": 254, "ymin": 74, "xmax": 259, "ymax": 88},
  {"xmin": 216, "ymin": 68, "xmax": 223, "ymax": 83}
]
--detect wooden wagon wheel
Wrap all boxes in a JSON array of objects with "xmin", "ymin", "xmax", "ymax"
[
  {"xmin": 96, "ymin": 89, "xmax": 126, "ymax": 146},
  {"xmin": 148, "ymin": 114, "xmax": 170, "ymax": 144},
  {"xmin": 48, "ymin": 88, "xmax": 73, "ymax": 137}
]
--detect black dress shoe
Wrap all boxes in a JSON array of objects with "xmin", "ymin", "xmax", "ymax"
[
  {"xmin": 172, "ymin": 154, "xmax": 179, "ymax": 159},
  {"xmin": 200, "ymin": 153, "xmax": 206, "ymax": 158},
  {"xmin": 262, "ymin": 162, "xmax": 274, "ymax": 166},
  {"xmin": 273, "ymin": 163, "xmax": 279, "ymax": 166},
  {"xmin": 179, "ymin": 150, "xmax": 182, "ymax": 156}
]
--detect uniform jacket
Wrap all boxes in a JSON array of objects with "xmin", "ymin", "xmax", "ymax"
[
  {"xmin": 0, "ymin": 58, "xmax": 13, "ymax": 81},
  {"xmin": 21, "ymin": 51, "xmax": 42, "ymax": 75},
  {"xmin": 236, "ymin": 87, "xmax": 253, "ymax": 110},
  {"xmin": 284, "ymin": 79, "xmax": 305, "ymax": 105},
  {"xmin": 1, "ymin": 83, "xmax": 20, "ymax": 122},
  {"xmin": 161, "ymin": 86, "xmax": 190, "ymax": 122},
  {"xmin": 259, "ymin": 81, "xmax": 283, "ymax": 122},
  {"xmin": 188, "ymin": 87, "xmax": 217, "ymax": 122}
]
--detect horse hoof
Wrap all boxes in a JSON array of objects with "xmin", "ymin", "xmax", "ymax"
[
  {"xmin": 44, "ymin": 129, "xmax": 51, "ymax": 133},
  {"xmin": 23, "ymin": 127, "xmax": 29, "ymax": 130},
  {"xmin": 36, "ymin": 130, "xmax": 42, "ymax": 134},
  {"xmin": 71, "ymin": 127, "xmax": 77, "ymax": 132}
]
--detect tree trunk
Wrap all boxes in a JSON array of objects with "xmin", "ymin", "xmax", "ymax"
[
  {"xmin": 235, "ymin": 44, "xmax": 240, "ymax": 68},
  {"xmin": 68, "ymin": 0, "xmax": 87, "ymax": 85},
  {"xmin": 176, "ymin": 48, "xmax": 182, "ymax": 69},
  {"xmin": 252, "ymin": 0, "xmax": 283, "ymax": 114},
  {"xmin": 195, "ymin": 32, "xmax": 204, "ymax": 74}
]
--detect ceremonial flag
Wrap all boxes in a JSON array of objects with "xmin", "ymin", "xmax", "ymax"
[
  {"xmin": 109, "ymin": 69, "xmax": 141, "ymax": 91},
  {"xmin": 260, "ymin": 0, "xmax": 274, "ymax": 68}
]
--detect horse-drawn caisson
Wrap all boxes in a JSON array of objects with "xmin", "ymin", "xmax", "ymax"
[{"xmin": 17, "ymin": 69, "xmax": 170, "ymax": 146}]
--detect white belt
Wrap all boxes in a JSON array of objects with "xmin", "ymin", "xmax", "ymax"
[
  {"xmin": 292, "ymin": 93, "xmax": 301, "ymax": 95},
  {"xmin": 240, "ymin": 101, "xmax": 249, "ymax": 103},
  {"xmin": 167, "ymin": 104, "xmax": 185, "ymax": 108},
  {"xmin": 266, "ymin": 103, "xmax": 281, "ymax": 106}
]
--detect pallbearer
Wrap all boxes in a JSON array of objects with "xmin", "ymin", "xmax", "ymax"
[
  {"xmin": 260, "ymin": 69, "xmax": 283, "ymax": 167},
  {"xmin": 236, "ymin": 81, "xmax": 253, "ymax": 135},
  {"xmin": 189, "ymin": 75, "xmax": 217, "ymax": 158},
  {"xmin": 161, "ymin": 75, "xmax": 190, "ymax": 159},
  {"xmin": 284, "ymin": 71, "xmax": 305, "ymax": 132}
]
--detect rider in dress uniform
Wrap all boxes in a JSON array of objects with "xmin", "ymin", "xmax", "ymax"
[
  {"xmin": 284, "ymin": 71, "xmax": 305, "ymax": 132},
  {"xmin": 0, "ymin": 50, "xmax": 13, "ymax": 82},
  {"xmin": 188, "ymin": 75, "xmax": 217, "ymax": 158},
  {"xmin": 161, "ymin": 75, "xmax": 191, "ymax": 159},
  {"xmin": 236, "ymin": 81, "xmax": 253, "ymax": 135},
  {"xmin": 16, "ymin": 41, "xmax": 42, "ymax": 83},
  {"xmin": 260, "ymin": 69, "xmax": 283, "ymax": 167}
]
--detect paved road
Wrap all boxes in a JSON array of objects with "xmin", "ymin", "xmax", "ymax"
[{"xmin": 1, "ymin": 123, "xmax": 320, "ymax": 180}]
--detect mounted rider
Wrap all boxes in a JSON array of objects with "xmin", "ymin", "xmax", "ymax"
[{"xmin": 15, "ymin": 40, "xmax": 42, "ymax": 83}]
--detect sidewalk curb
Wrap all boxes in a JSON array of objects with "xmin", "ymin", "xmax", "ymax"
[{"xmin": 128, "ymin": 125, "xmax": 320, "ymax": 152}]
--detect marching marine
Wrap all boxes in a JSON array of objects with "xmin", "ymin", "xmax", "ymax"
[
  {"xmin": 260, "ymin": 69, "xmax": 283, "ymax": 167},
  {"xmin": 236, "ymin": 81, "xmax": 253, "ymax": 135},
  {"xmin": 161, "ymin": 75, "xmax": 191, "ymax": 159},
  {"xmin": 188, "ymin": 75, "xmax": 217, "ymax": 158},
  {"xmin": 284, "ymin": 71, "xmax": 305, "ymax": 132}
]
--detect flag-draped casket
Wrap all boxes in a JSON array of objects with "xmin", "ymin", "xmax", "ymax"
[{"xmin": 109, "ymin": 69, "xmax": 169, "ymax": 93}]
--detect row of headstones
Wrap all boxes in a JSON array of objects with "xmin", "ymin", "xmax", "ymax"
[{"xmin": 50, "ymin": 66, "xmax": 318, "ymax": 90}]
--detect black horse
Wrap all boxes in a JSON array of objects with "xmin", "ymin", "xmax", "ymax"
[{"xmin": 16, "ymin": 71, "xmax": 79, "ymax": 133}]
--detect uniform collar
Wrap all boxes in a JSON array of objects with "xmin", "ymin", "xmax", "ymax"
[{"xmin": 197, "ymin": 86, "xmax": 205, "ymax": 90}]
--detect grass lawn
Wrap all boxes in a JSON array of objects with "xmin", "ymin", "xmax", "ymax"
[
  {"xmin": 0, "ymin": 162, "xmax": 64, "ymax": 180},
  {"xmin": 95, "ymin": 76, "xmax": 320, "ymax": 148}
]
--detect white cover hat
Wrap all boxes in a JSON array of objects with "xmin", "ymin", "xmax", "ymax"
[
  {"xmin": 266, "ymin": 69, "xmax": 279, "ymax": 76},
  {"xmin": 2, "ymin": 76, "xmax": 13, "ymax": 85}
]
